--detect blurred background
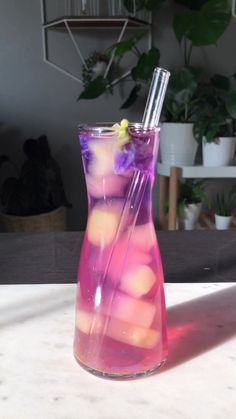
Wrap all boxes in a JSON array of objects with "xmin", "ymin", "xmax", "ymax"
[{"xmin": 0, "ymin": 0, "xmax": 236, "ymax": 231}]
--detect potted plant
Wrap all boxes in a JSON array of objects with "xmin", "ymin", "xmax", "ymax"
[
  {"xmin": 161, "ymin": 66, "xmax": 201, "ymax": 166},
  {"xmin": 194, "ymin": 75, "xmax": 236, "ymax": 166},
  {"xmin": 0, "ymin": 135, "xmax": 71, "ymax": 232},
  {"xmin": 78, "ymin": 32, "xmax": 161, "ymax": 109},
  {"xmin": 160, "ymin": 0, "xmax": 231, "ymax": 166},
  {"xmin": 212, "ymin": 188, "xmax": 236, "ymax": 230},
  {"xmin": 178, "ymin": 179, "xmax": 207, "ymax": 230}
]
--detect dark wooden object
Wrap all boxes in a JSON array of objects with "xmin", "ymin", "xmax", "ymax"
[{"xmin": 0, "ymin": 231, "xmax": 236, "ymax": 284}]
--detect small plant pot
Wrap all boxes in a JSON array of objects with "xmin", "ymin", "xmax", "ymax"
[
  {"xmin": 215, "ymin": 214, "xmax": 232, "ymax": 230},
  {"xmin": 160, "ymin": 123, "xmax": 198, "ymax": 166},
  {"xmin": 0, "ymin": 206, "xmax": 66, "ymax": 233},
  {"xmin": 202, "ymin": 137, "xmax": 236, "ymax": 167},
  {"xmin": 182, "ymin": 203, "xmax": 202, "ymax": 230}
]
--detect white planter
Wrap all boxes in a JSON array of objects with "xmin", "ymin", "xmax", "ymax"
[
  {"xmin": 160, "ymin": 123, "xmax": 198, "ymax": 166},
  {"xmin": 215, "ymin": 214, "xmax": 232, "ymax": 230},
  {"xmin": 202, "ymin": 137, "xmax": 236, "ymax": 167},
  {"xmin": 183, "ymin": 203, "xmax": 202, "ymax": 230}
]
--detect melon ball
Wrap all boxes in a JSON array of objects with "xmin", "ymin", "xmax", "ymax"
[
  {"xmin": 88, "ymin": 139, "xmax": 116, "ymax": 177},
  {"xmin": 127, "ymin": 223, "xmax": 157, "ymax": 251},
  {"xmin": 86, "ymin": 174, "xmax": 128, "ymax": 198},
  {"xmin": 120, "ymin": 265, "xmax": 156, "ymax": 298},
  {"xmin": 76, "ymin": 309, "xmax": 104, "ymax": 335},
  {"xmin": 103, "ymin": 291, "xmax": 156, "ymax": 328},
  {"xmin": 107, "ymin": 317, "xmax": 160, "ymax": 349},
  {"xmin": 87, "ymin": 202, "xmax": 123, "ymax": 247}
]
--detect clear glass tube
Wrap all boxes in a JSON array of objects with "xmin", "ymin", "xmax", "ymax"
[{"xmin": 142, "ymin": 67, "xmax": 170, "ymax": 130}]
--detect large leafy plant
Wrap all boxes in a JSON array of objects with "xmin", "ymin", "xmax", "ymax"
[
  {"xmin": 0, "ymin": 136, "xmax": 71, "ymax": 216},
  {"xmin": 193, "ymin": 75, "xmax": 236, "ymax": 143},
  {"xmin": 163, "ymin": 0, "xmax": 231, "ymax": 123},
  {"xmin": 173, "ymin": 0, "xmax": 231, "ymax": 67}
]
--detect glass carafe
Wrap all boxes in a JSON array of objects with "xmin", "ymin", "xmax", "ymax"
[{"xmin": 74, "ymin": 123, "xmax": 167, "ymax": 379}]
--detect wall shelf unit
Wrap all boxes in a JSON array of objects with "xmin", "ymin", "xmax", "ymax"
[
  {"xmin": 43, "ymin": 17, "xmax": 151, "ymax": 30},
  {"xmin": 40, "ymin": 0, "xmax": 152, "ymax": 84}
]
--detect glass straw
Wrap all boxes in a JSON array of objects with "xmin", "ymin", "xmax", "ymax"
[{"xmin": 142, "ymin": 67, "xmax": 170, "ymax": 130}]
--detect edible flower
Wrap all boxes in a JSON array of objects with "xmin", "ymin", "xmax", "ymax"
[{"xmin": 112, "ymin": 119, "xmax": 131, "ymax": 147}]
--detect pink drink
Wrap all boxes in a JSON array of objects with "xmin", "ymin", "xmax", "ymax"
[{"xmin": 74, "ymin": 123, "xmax": 167, "ymax": 379}]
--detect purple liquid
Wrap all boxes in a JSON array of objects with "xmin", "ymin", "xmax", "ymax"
[{"xmin": 74, "ymin": 124, "xmax": 167, "ymax": 378}]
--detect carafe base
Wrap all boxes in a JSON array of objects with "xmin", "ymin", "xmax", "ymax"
[{"xmin": 74, "ymin": 352, "xmax": 167, "ymax": 380}]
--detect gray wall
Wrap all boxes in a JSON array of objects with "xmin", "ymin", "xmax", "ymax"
[{"xmin": 0, "ymin": 1, "xmax": 236, "ymax": 229}]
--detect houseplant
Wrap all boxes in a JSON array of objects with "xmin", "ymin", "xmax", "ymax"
[
  {"xmin": 78, "ymin": 0, "xmax": 167, "ymax": 107},
  {"xmin": 212, "ymin": 188, "xmax": 236, "ymax": 230},
  {"xmin": 161, "ymin": 66, "xmax": 201, "ymax": 165},
  {"xmin": 178, "ymin": 179, "xmax": 207, "ymax": 230},
  {"xmin": 160, "ymin": 0, "xmax": 231, "ymax": 166},
  {"xmin": 78, "ymin": 32, "xmax": 161, "ymax": 109},
  {"xmin": 193, "ymin": 75, "xmax": 236, "ymax": 166},
  {"xmin": 0, "ymin": 135, "xmax": 71, "ymax": 232}
]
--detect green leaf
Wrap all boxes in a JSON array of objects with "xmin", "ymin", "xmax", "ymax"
[
  {"xmin": 167, "ymin": 67, "xmax": 198, "ymax": 106},
  {"xmin": 173, "ymin": 0, "xmax": 231, "ymax": 46},
  {"xmin": 123, "ymin": 0, "xmax": 145, "ymax": 12},
  {"xmin": 213, "ymin": 191, "xmax": 234, "ymax": 216},
  {"xmin": 0, "ymin": 155, "xmax": 9, "ymax": 168},
  {"xmin": 211, "ymin": 74, "xmax": 230, "ymax": 91},
  {"xmin": 120, "ymin": 84, "xmax": 142, "ymax": 109},
  {"xmin": 173, "ymin": 11, "xmax": 194, "ymax": 43},
  {"xmin": 225, "ymin": 90, "xmax": 236, "ymax": 119},
  {"xmin": 78, "ymin": 76, "xmax": 108, "ymax": 100},
  {"xmin": 131, "ymin": 47, "xmax": 160, "ymax": 82},
  {"xmin": 106, "ymin": 32, "xmax": 145, "ymax": 60}
]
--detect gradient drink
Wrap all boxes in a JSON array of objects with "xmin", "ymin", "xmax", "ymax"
[{"xmin": 74, "ymin": 122, "xmax": 167, "ymax": 378}]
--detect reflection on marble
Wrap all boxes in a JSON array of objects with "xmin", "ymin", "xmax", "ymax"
[{"xmin": 0, "ymin": 283, "xmax": 235, "ymax": 419}]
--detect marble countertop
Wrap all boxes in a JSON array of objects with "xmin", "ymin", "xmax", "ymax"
[{"xmin": 0, "ymin": 282, "xmax": 235, "ymax": 419}]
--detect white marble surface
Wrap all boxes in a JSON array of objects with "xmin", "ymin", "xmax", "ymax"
[{"xmin": 0, "ymin": 282, "xmax": 236, "ymax": 419}]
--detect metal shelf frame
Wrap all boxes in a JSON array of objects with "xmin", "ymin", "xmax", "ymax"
[{"xmin": 40, "ymin": 0, "xmax": 152, "ymax": 85}]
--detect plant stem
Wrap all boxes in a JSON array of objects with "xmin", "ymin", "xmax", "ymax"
[{"xmin": 133, "ymin": 46, "xmax": 142, "ymax": 58}]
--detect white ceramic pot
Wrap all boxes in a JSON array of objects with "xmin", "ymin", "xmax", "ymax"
[
  {"xmin": 160, "ymin": 123, "xmax": 198, "ymax": 166},
  {"xmin": 202, "ymin": 137, "xmax": 236, "ymax": 167},
  {"xmin": 215, "ymin": 214, "xmax": 232, "ymax": 230},
  {"xmin": 183, "ymin": 203, "xmax": 202, "ymax": 230}
]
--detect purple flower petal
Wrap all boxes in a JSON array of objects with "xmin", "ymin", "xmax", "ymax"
[
  {"xmin": 79, "ymin": 133, "xmax": 91, "ymax": 159},
  {"xmin": 114, "ymin": 143, "xmax": 135, "ymax": 174}
]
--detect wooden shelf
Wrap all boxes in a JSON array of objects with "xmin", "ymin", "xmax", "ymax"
[
  {"xmin": 158, "ymin": 163, "xmax": 236, "ymax": 178},
  {"xmin": 197, "ymin": 213, "xmax": 236, "ymax": 230},
  {"xmin": 43, "ymin": 17, "xmax": 151, "ymax": 30}
]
